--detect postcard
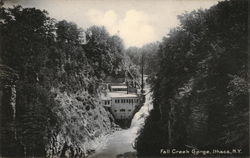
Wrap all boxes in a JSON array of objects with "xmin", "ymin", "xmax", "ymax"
[{"xmin": 0, "ymin": 0, "xmax": 248, "ymax": 157}]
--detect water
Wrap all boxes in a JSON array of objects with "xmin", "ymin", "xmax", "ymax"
[{"xmin": 89, "ymin": 87, "xmax": 153, "ymax": 158}]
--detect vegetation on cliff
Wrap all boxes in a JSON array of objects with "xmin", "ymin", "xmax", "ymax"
[
  {"xmin": 135, "ymin": 0, "xmax": 249, "ymax": 156},
  {"xmin": 0, "ymin": 5, "xmax": 132, "ymax": 157}
]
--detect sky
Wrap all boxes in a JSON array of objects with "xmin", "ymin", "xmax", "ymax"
[{"xmin": 4, "ymin": 0, "xmax": 221, "ymax": 48}]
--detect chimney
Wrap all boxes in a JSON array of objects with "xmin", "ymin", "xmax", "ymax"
[
  {"xmin": 141, "ymin": 54, "xmax": 144, "ymax": 94},
  {"xmin": 126, "ymin": 81, "xmax": 128, "ymax": 94}
]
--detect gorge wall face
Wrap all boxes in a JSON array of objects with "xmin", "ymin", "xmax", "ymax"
[
  {"xmin": 0, "ymin": 65, "xmax": 118, "ymax": 157},
  {"xmin": 135, "ymin": 0, "xmax": 249, "ymax": 156},
  {"xmin": 46, "ymin": 88, "xmax": 117, "ymax": 157},
  {"xmin": 0, "ymin": 6, "xmax": 129, "ymax": 157},
  {"xmin": 0, "ymin": 65, "xmax": 22, "ymax": 156}
]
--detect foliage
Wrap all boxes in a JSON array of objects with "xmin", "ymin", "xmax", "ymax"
[
  {"xmin": 135, "ymin": 0, "xmax": 249, "ymax": 156},
  {"xmin": 125, "ymin": 42, "xmax": 160, "ymax": 76},
  {"xmin": 0, "ymin": 5, "xmax": 128, "ymax": 157},
  {"xmin": 0, "ymin": 6, "xmax": 59, "ymax": 156},
  {"xmin": 84, "ymin": 26, "xmax": 125, "ymax": 78}
]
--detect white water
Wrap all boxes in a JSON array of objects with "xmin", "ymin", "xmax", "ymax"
[{"xmin": 89, "ymin": 86, "xmax": 153, "ymax": 158}]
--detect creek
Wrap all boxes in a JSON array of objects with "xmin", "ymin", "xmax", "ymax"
[{"xmin": 89, "ymin": 86, "xmax": 153, "ymax": 158}]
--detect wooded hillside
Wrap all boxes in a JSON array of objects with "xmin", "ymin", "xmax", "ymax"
[
  {"xmin": 135, "ymin": 0, "xmax": 249, "ymax": 156},
  {"xmin": 0, "ymin": 6, "xmax": 135, "ymax": 157}
]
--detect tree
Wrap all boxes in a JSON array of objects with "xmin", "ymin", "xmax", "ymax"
[
  {"xmin": 84, "ymin": 26, "xmax": 125, "ymax": 78},
  {"xmin": 135, "ymin": 0, "xmax": 248, "ymax": 156},
  {"xmin": 0, "ymin": 6, "xmax": 59, "ymax": 156}
]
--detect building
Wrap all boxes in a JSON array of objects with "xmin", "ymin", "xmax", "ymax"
[
  {"xmin": 100, "ymin": 70, "xmax": 144, "ymax": 128},
  {"xmin": 101, "ymin": 90, "xmax": 140, "ymax": 118},
  {"xmin": 100, "ymin": 82, "xmax": 143, "ymax": 128},
  {"xmin": 109, "ymin": 92, "xmax": 140, "ymax": 120},
  {"xmin": 110, "ymin": 85, "xmax": 127, "ymax": 92}
]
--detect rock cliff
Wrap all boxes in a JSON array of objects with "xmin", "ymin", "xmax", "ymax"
[
  {"xmin": 0, "ymin": 64, "xmax": 118, "ymax": 157},
  {"xmin": 46, "ymin": 88, "xmax": 118, "ymax": 157}
]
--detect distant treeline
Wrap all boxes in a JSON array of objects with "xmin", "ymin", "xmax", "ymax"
[
  {"xmin": 125, "ymin": 42, "xmax": 160, "ymax": 76},
  {"xmin": 135, "ymin": 0, "xmax": 249, "ymax": 156},
  {"xmin": 0, "ymin": 5, "xmax": 134, "ymax": 156}
]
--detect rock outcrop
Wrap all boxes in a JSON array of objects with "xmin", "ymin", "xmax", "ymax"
[
  {"xmin": 0, "ymin": 64, "xmax": 118, "ymax": 157},
  {"xmin": 0, "ymin": 64, "xmax": 22, "ymax": 156},
  {"xmin": 46, "ymin": 88, "xmax": 118, "ymax": 157}
]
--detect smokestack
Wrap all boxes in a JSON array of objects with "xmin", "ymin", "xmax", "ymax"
[
  {"xmin": 141, "ymin": 54, "xmax": 144, "ymax": 94},
  {"xmin": 126, "ymin": 81, "xmax": 129, "ymax": 94}
]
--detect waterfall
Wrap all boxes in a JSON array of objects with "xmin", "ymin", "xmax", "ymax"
[
  {"xmin": 130, "ymin": 88, "xmax": 152, "ymax": 128},
  {"xmin": 88, "ymin": 86, "xmax": 153, "ymax": 158}
]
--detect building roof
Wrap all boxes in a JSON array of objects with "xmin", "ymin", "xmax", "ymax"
[
  {"xmin": 110, "ymin": 85, "xmax": 127, "ymax": 89},
  {"xmin": 108, "ymin": 92, "xmax": 138, "ymax": 98}
]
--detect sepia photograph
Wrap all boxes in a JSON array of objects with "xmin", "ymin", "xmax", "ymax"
[{"xmin": 0, "ymin": 0, "xmax": 249, "ymax": 157}]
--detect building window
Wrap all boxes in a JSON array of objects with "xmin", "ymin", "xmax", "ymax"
[{"xmin": 120, "ymin": 109, "xmax": 125, "ymax": 112}]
